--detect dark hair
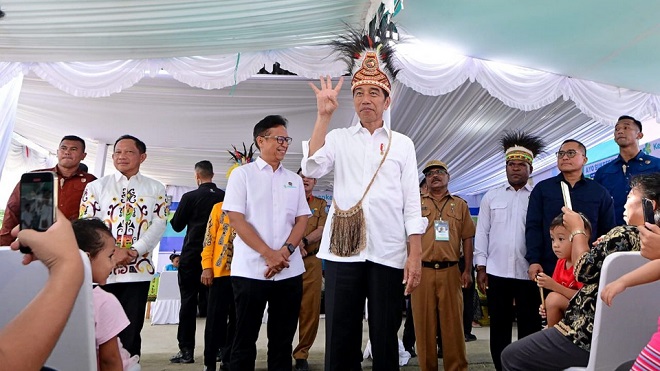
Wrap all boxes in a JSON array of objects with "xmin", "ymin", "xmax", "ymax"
[
  {"xmin": 253, "ymin": 115, "xmax": 288, "ymax": 150},
  {"xmin": 78, "ymin": 163, "xmax": 89, "ymax": 173},
  {"xmin": 419, "ymin": 178, "xmax": 426, "ymax": 188},
  {"xmin": 630, "ymin": 173, "xmax": 660, "ymax": 207},
  {"xmin": 549, "ymin": 212, "xmax": 593, "ymax": 237},
  {"xmin": 352, "ymin": 86, "xmax": 390, "ymax": 99},
  {"xmin": 561, "ymin": 139, "xmax": 587, "ymax": 156},
  {"xmin": 114, "ymin": 135, "xmax": 147, "ymax": 154},
  {"xmin": 169, "ymin": 253, "xmax": 180, "ymax": 262},
  {"xmin": 60, "ymin": 135, "xmax": 86, "ymax": 152},
  {"xmin": 71, "ymin": 218, "xmax": 114, "ymax": 258},
  {"xmin": 195, "ymin": 160, "xmax": 214, "ymax": 178},
  {"xmin": 618, "ymin": 115, "xmax": 643, "ymax": 132}
]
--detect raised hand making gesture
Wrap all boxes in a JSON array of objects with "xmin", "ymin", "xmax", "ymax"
[{"xmin": 309, "ymin": 75, "xmax": 344, "ymax": 117}]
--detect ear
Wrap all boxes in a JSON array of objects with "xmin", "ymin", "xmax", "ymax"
[
  {"xmin": 529, "ymin": 164, "xmax": 534, "ymax": 175},
  {"xmin": 81, "ymin": 152, "xmax": 87, "ymax": 161},
  {"xmin": 139, "ymin": 153, "xmax": 147, "ymax": 164},
  {"xmin": 638, "ymin": 131, "xmax": 644, "ymax": 140},
  {"xmin": 384, "ymin": 96, "xmax": 391, "ymax": 110},
  {"xmin": 583, "ymin": 156, "xmax": 588, "ymax": 165}
]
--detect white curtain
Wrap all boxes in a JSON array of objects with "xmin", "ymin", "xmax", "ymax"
[{"xmin": 0, "ymin": 75, "xmax": 25, "ymax": 180}]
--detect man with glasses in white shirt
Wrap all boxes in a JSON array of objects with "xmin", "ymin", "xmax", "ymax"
[
  {"xmin": 223, "ymin": 115, "xmax": 310, "ymax": 371},
  {"xmin": 474, "ymin": 131, "xmax": 545, "ymax": 371}
]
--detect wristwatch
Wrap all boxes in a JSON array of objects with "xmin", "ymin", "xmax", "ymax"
[
  {"xmin": 569, "ymin": 229, "xmax": 587, "ymax": 242},
  {"xmin": 475, "ymin": 265, "xmax": 486, "ymax": 272},
  {"xmin": 302, "ymin": 237, "xmax": 309, "ymax": 248},
  {"xmin": 284, "ymin": 243, "xmax": 296, "ymax": 255}
]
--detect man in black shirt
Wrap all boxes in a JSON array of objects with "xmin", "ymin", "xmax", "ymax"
[{"xmin": 169, "ymin": 161, "xmax": 225, "ymax": 364}]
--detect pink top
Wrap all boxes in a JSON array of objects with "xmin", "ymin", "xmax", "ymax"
[
  {"xmin": 93, "ymin": 286, "xmax": 140, "ymax": 370},
  {"xmin": 552, "ymin": 258, "xmax": 583, "ymax": 290}
]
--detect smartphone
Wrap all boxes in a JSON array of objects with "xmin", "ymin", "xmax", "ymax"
[
  {"xmin": 642, "ymin": 198, "xmax": 655, "ymax": 226},
  {"xmin": 19, "ymin": 172, "xmax": 58, "ymax": 253}
]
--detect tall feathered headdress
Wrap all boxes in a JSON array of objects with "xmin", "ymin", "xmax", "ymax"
[
  {"xmin": 500, "ymin": 131, "xmax": 546, "ymax": 165},
  {"xmin": 331, "ymin": 3, "xmax": 401, "ymax": 94}
]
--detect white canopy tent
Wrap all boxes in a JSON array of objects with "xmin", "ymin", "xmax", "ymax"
[{"xmin": 2, "ymin": 0, "xmax": 660, "ymax": 204}]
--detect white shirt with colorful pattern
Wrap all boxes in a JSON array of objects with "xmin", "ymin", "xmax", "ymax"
[{"xmin": 80, "ymin": 172, "xmax": 168, "ymax": 283}]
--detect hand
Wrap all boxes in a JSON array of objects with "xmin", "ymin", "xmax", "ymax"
[
  {"xmin": 561, "ymin": 207, "xmax": 586, "ymax": 234},
  {"xmin": 309, "ymin": 76, "xmax": 344, "ymax": 117},
  {"xmin": 262, "ymin": 248, "xmax": 290, "ymax": 278},
  {"xmin": 476, "ymin": 269, "xmax": 488, "ymax": 294},
  {"xmin": 539, "ymin": 304, "xmax": 547, "ymax": 318},
  {"xmin": 639, "ymin": 222, "xmax": 660, "ymax": 260},
  {"xmin": 535, "ymin": 272, "xmax": 556, "ymax": 290},
  {"xmin": 200, "ymin": 268, "xmax": 214, "ymax": 287},
  {"xmin": 461, "ymin": 270, "xmax": 473, "ymax": 288},
  {"xmin": 528, "ymin": 263, "xmax": 543, "ymax": 281},
  {"xmin": 600, "ymin": 280, "xmax": 627, "ymax": 306},
  {"xmin": 403, "ymin": 254, "xmax": 422, "ymax": 295},
  {"xmin": 9, "ymin": 210, "xmax": 81, "ymax": 269},
  {"xmin": 591, "ymin": 235, "xmax": 605, "ymax": 247},
  {"xmin": 113, "ymin": 247, "xmax": 136, "ymax": 267},
  {"xmin": 299, "ymin": 242, "xmax": 308, "ymax": 257}
]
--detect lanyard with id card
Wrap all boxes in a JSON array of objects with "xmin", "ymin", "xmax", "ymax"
[{"xmin": 432, "ymin": 198, "xmax": 451, "ymax": 241}]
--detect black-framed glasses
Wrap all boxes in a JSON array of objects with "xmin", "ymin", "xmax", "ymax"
[
  {"xmin": 425, "ymin": 169, "xmax": 447, "ymax": 177},
  {"xmin": 261, "ymin": 135, "xmax": 293, "ymax": 145},
  {"xmin": 556, "ymin": 150, "xmax": 580, "ymax": 159}
]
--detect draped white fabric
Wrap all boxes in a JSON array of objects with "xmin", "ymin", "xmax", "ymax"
[
  {"xmin": 0, "ymin": 44, "xmax": 657, "ymax": 126},
  {"xmin": 0, "ymin": 76, "xmax": 25, "ymax": 180}
]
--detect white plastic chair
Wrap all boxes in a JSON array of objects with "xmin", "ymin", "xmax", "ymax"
[
  {"xmin": 0, "ymin": 247, "xmax": 96, "ymax": 370},
  {"xmin": 565, "ymin": 251, "xmax": 660, "ymax": 371},
  {"xmin": 151, "ymin": 270, "xmax": 181, "ymax": 325}
]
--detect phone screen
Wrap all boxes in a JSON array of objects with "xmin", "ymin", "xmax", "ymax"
[{"xmin": 20, "ymin": 172, "xmax": 57, "ymax": 232}]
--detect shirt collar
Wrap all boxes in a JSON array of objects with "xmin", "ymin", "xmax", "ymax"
[
  {"xmin": 504, "ymin": 183, "xmax": 533, "ymax": 192},
  {"xmin": 256, "ymin": 156, "xmax": 282, "ymax": 172},
  {"xmin": 615, "ymin": 150, "xmax": 647, "ymax": 164},
  {"xmin": 555, "ymin": 172, "xmax": 586, "ymax": 184},
  {"xmin": 114, "ymin": 171, "xmax": 142, "ymax": 182},
  {"xmin": 348, "ymin": 122, "xmax": 391, "ymax": 137}
]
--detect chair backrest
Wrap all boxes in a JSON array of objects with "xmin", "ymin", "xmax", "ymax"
[
  {"xmin": 0, "ymin": 247, "xmax": 96, "ymax": 370},
  {"xmin": 586, "ymin": 251, "xmax": 660, "ymax": 370},
  {"xmin": 157, "ymin": 271, "xmax": 180, "ymax": 300}
]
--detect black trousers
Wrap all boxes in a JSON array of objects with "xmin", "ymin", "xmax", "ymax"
[
  {"xmin": 102, "ymin": 281, "xmax": 150, "ymax": 357},
  {"xmin": 230, "ymin": 275, "xmax": 302, "ymax": 371},
  {"xmin": 325, "ymin": 260, "xmax": 404, "ymax": 371},
  {"xmin": 461, "ymin": 259, "xmax": 475, "ymax": 336},
  {"xmin": 177, "ymin": 261, "xmax": 205, "ymax": 351},
  {"xmin": 501, "ymin": 327, "xmax": 589, "ymax": 370},
  {"xmin": 487, "ymin": 274, "xmax": 542, "ymax": 371},
  {"xmin": 204, "ymin": 276, "xmax": 236, "ymax": 368}
]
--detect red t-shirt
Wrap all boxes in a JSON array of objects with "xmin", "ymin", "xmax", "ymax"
[{"xmin": 552, "ymin": 258, "xmax": 583, "ymax": 290}]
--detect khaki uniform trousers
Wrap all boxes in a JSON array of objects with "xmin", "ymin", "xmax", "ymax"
[
  {"xmin": 293, "ymin": 255, "xmax": 323, "ymax": 360},
  {"xmin": 411, "ymin": 264, "xmax": 467, "ymax": 371}
]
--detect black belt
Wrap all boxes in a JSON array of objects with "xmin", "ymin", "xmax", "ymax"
[{"xmin": 422, "ymin": 261, "xmax": 458, "ymax": 269}]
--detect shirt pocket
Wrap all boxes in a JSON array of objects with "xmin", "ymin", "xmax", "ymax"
[{"xmin": 490, "ymin": 200, "xmax": 508, "ymax": 224}]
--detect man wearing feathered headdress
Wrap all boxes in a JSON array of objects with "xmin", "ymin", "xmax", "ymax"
[
  {"xmin": 301, "ymin": 15, "xmax": 427, "ymax": 371},
  {"xmin": 473, "ymin": 131, "xmax": 545, "ymax": 371}
]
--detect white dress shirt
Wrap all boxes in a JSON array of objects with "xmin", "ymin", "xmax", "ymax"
[
  {"xmin": 222, "ymin": 157, "xmax": 310, "ymax": 281},
  {"xmin": 474, "ymin": 183, "xmax": 532, "ymax": 280},
  {"xmin": 80, "ymin": 172, "xmax": 168, "ymax": 283},
  {"xmin": 302, "ymin": 125, "xmax": 427, "ymax": 270}
]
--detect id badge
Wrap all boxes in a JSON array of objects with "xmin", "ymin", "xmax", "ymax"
[{"xmin": 434, "ymin": 220, "xmax": 449, "ymax": 241}]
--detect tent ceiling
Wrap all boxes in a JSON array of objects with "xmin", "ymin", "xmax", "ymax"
[
  {"xmin": 12, "ymin": 73, "xmax": 611, "ymax": 195},
  {"xmin": 397, "ymin": 1, "xmax": 660, "ymax": 95}
]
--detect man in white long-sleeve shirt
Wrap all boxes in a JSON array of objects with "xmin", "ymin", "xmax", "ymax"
[
  {"xmin": 301, "ymin": 49, "xmax": 426, "ymax": 369},
  {"xmin": 80, "ymin": 134, "xmax": 168, "ymax": 357},
  {"xmin": 473, "ymin": 131, "xmax": 545, "ymax": 371}
]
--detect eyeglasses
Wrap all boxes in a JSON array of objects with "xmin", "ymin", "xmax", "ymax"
[
  {"xmin": 425, "ymin": 169, "xmax": 447, "ymax": 177},
  {"xmin": 555, "ymin": 150, "xmax": 581, "ymax": 159},
  {"xmin": 260, "ymin": 135, "xmax": 293, "ymax": 145}
]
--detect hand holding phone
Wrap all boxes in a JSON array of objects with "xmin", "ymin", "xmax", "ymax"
[
  {"xmin": 642, "ymin": 198, "xmax": 656, "ymax": 228},
  {"xmin": 19, "ymin": 172, "xmax": 58, "ymax": 253}
]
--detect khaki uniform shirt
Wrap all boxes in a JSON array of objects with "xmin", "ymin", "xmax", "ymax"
[
  {"xmin": 420, "ymin": 192, "xmax": 475, "ymax": 262},
  {"xmin": 303, "ymin": 196, "xmax": 328, "ymax": 255}
]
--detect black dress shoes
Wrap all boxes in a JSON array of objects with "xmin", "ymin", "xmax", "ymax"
[
  {"xmin": 294, "ymin": 359, "xmax": 310, "ymax": 371},
  {"xmin": 170, "ymin": 349, "xmax": 194, "ymax": 363}
]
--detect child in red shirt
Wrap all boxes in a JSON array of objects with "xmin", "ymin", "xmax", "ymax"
[{"xmin": 537, "ymin": 212, "xmax": 592, "ymax": 327}]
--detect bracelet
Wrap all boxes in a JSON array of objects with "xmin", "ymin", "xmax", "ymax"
[
  {"xmin": 569, "ymin": 229, "xmax": 587, "ymax": 242},
  {"xmin": 475, "ymin": 265, "xmax": 486, "ymax": 272}
]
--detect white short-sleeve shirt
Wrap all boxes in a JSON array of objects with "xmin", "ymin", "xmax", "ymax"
[{"xmin": 222, "ymin": 157, "xmax": 310, "ymax": 280}]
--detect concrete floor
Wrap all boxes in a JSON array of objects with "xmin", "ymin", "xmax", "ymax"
[{"xmin": 139, "ymin": 318, "xmax": 504, "ymax": 370}]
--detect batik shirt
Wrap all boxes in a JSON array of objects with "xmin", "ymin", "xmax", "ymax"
[
  {"xmin": 80, "ymin": 172, "xmax": 168, "ymax": 283},
  {"xmin": 556, "ymin": 225, "xmax": 641, "ymax": 351}
]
